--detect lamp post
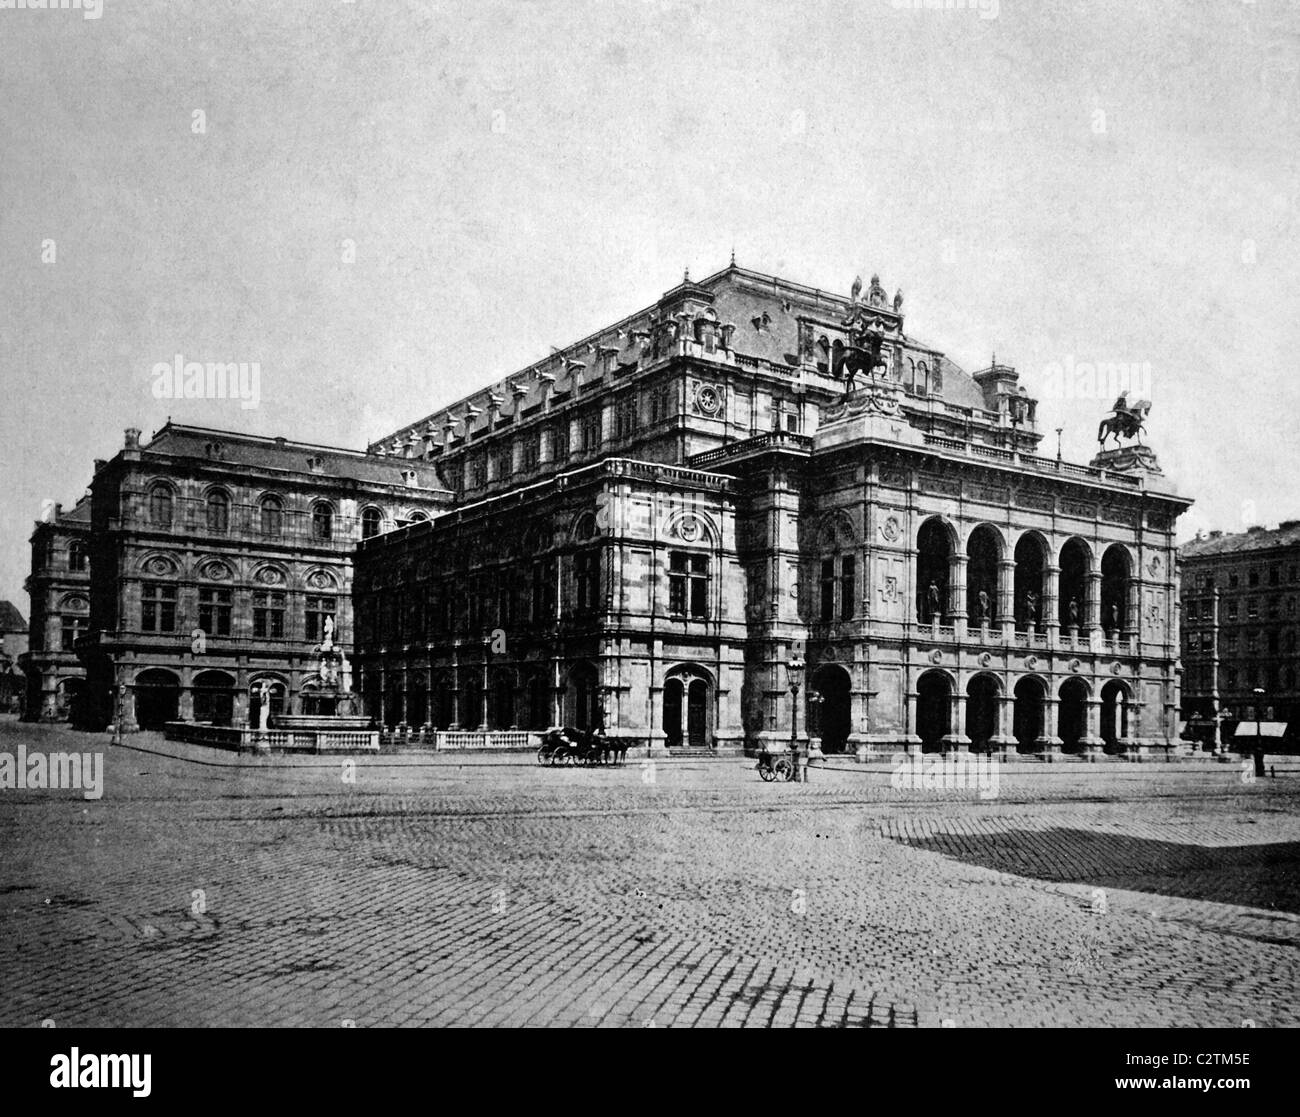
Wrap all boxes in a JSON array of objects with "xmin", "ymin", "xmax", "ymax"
[
  {"xmin": 1252, "ymin": 686, "xmax": 1266, "ymax": 777},
  {"xmin": 787, "ymin": 652, "xmax": 805, "ymax": 781}
]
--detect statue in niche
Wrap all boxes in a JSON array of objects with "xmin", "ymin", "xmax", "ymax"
[
  {"xmin": 977, "ymin": 589, "xmax": 991, "ymax": 624},
  {"xmin": 1068, "ymin": 597, "xmax": 1080, "ymax": 630},
  {"xmin": 927, "ymin": 581, "xmax": 942, "ymax": 623},
  {"xmin": 1025, "ymin": 591, "xmax": 1039, "ymax": 626}
]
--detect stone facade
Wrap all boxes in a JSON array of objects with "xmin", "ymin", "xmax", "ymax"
[
  {"xmin": 19, "ymin": 497, "xmax": 91, "ymax": 720},
  {"xmin": 67, "ymin": 424, "xmax": 448, "ymax": 731},
  {"xmin": 1179, "ymin": 521, "xmax": 1300, "ymax": 740},
  {"xmin": 355, "ymin": 264, "xmax": 1192, "ymax": 757}
]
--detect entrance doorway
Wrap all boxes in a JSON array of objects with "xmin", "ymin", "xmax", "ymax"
[
  {"xmin": 916, "ymin": 670, "xmax": 952, "ymax": 753},
  {"xmin": 810, "ymin": 664, "xmax": 851, "ymax": 753},
  {"xmin": 133, "ymin": 669, "xmax": 180, "ymax": 729}
]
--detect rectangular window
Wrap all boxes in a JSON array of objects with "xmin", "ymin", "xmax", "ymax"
[
  {"xmin": 198, "ymin": 587, "xmax": 232, "ymax": 637},
  {"xmin": 1250, "ymin": 570, "xmax": 1260, "ymax": 587},
  {"xmin": 1229, "ymin": 573, "xmax": 1239, "ymax": 588},
  {"xmin": 252, "ymin": 591, "xmax": 286, "ymax": 639},
  {"xmin": 470, "ymin": 456, "xmax": 486, "ymax": 489},
  {"xmin": 141, "ymin": 582, "xmax": 177, "ymax": 633},
  {"xmin": 1248, "ymin": 598, "xmax": 1259, "ymax": 620},
  {"xmin": 1226, "ymin": 668, "xmax": 1238, "ymax": 689},
  {"xmin": 1246, "ymin": 632, "xmax": 1258, "ymax": 654},
  {"xmin": 580, "ymin": 411, "xmax": 601, "ymax": 453},
  {"xmin": 553, "ymin": 422, "xmax": 570, "ymax": 461},
  {"xmin": 668, "ymin": 552, "xmax": 708, "ymax": 619},
  {"xmin": 60, "ymin": 615, "xmax": 86, "ymax": 651},
  {"xmin": 444, "ymin": 461, "xmax": 464, "ymax": 495},
  {"xmin": 819, "ymin": 558, "xmax": 835, "ymax": 622},
  {"xmin": 1227, "ymin": 601, "xmax": 1239, "ymax": 621},
  {"xmin": 1226, "ymin": 633, "xmax": 1238, "ymax": 652},
  {"xmin": 521, "ymin": 431, "xmax": 539, "ymax": 472},
  {"xmin": 305, "ymin": 595, "xmax": 337, "ymax": 643},
  {"xmin": 615, "ymin": 397, "xmax": 638, "ymax": 440},
  {"xmin": 575, "ymin": 551, "xmax": 600, "ymax": 615},
  {"xmin": 841, "ymin": 555, "xmax": 856, "ymax": 621},
  {"xmin": 493, "ymin": 444, "xmax": 512, "ymax": 480},
  {"xmin": 1271, "ymin": 566, "xmax": 1281, "ymax": 586}
]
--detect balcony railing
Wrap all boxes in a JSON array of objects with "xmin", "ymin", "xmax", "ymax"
[
  {"xmin": 920, "ymin": 436, "xmax": 1142, "ymax": 488},
  {"xmin": 687, "ymin": 431, "xmax": 813, "ymax": 469}
]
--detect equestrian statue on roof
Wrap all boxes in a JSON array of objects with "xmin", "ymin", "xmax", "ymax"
[{"xmin": 1097, "ymin": 391, "xmax": 1151, "ymax": 449}]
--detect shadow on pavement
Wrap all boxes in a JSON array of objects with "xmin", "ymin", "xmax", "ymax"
[{"xmin": 888, "ymin": 827, "xmax": 1300, "ymax": 914}]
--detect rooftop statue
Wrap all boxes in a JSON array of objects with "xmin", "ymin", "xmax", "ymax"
[{"xmin": 1097, "ymin": 391, "xmax": 1152, "ymax": 449}]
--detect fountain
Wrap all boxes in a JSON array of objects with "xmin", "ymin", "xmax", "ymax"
[{"xmin": 254, "ymin": 617, "xmax": 378, "ymax": 753}]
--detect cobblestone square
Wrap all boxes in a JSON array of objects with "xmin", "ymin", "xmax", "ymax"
[{"xmin": 1, "ymin": 720, "xmax": 1297, "ymax": 1028}]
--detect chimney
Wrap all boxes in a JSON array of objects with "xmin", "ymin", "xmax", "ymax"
[{"xmin": 124, "ymin": 428, "xmax": 140, "ymax": 449}]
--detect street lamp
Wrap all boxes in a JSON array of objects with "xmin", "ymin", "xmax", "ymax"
[
  {"xmin": 787, "ymin": 653, "xmax": 805, "ymax": 781},
  {"xmin": 1252, "ymin": 686, "xmax": 1266, "ymax": 777}
]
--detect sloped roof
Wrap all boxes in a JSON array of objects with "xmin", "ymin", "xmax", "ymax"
[
  {"xmin": 0, "ymin": 601, "xmax": 28, "ymax": 633},
  {"xmin": 375, "ymin": 264, "xmax": 993, "ymax": 448},
  {"xmin": 1181, "ymin": 522, "xmax": 1300, "ymax": 559},
  {"xmin": 141, "ymin": 424, "xmax": 446, "ymax": 490}
]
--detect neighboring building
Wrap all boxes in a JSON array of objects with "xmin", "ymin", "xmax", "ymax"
[
  {"xmin": 0, "ymin": 599, "xmax": 30, "ymax": 714},
  {"xmin": 1179, "ymin": 520, "xmax": 1300, "ymax": 744},
  {"xmin": 354, "ymin": 263, "xmax": 1192, "ymax": 756},
  {"xmin": 19, "ymin": 496, "xmax": 92, "ymax": 720},
  {"xmin": 71, "ymin": 423, "xmax": 448, "ymax": 731}
]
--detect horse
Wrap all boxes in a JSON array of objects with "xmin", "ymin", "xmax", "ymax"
[{"xmin": 1097, "ymin": 400, "xmax": 1151, "ymax": 449}]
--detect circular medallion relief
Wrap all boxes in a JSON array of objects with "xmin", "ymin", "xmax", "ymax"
[
  {"xmin": 256, "ymin": 567, "xmax": 285, "ymax": 586},
  {"xmin": 695, "ymin": 385, "xmax": 721, "ymax": 416},
  {"xmin": 929, "ymin": 649, "xmax": 942, "ymax": 665},
  {"xmin": 880, "ymin": 516, "xmax": 902, "ymax": 543},
  {"xmin": 1025, "ymin": 655, "xmax": 1038, "ymax": 671},
  {"xmin": 147, "ymin": 556, "xmax": 174, "ymax": 576},
  {"xmin": 978, "ymin": 652, "xmax": 992, "ymax": 667},
  {"xmin": 202, "ymin": 561, "xmax": 231, "ymax": 581},
  {"xmin": 678, "ymin": 515, "xmax": 701, "ymax": 543},
  {"xmin": 1069, "ymin": 658, "xmax": 1082, "ymax": 673},
  {"xmin": 307, "ymin": 570, "xmax": 335, "ymax": 590}
]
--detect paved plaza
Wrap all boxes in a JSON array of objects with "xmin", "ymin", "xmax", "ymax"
[{"xmin": 0, "ymin": 718, "xmax": 1297, "ymax": 1028}]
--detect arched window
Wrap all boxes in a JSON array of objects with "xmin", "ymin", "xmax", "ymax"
[
  {"xmin": 260, "ymin": 495, "xmax": 283, "ymax": 537},
  {"xmin": 149, "ymin": 484, "xmax": 173, "ymax": 527},
  {"xmin": 67, "ymin": 539, "xmax": 88, "ymax": 572},
  {"xmin": 206, "ymin": 490, "xmax": 230, "ymax": 533},
  {"xmin": 312, "ymin": 502, "xmax": 333, "ymax": 541},
  {"xmin": 361, "ymin": 507, "xmax": 382, "ymax": 539}
]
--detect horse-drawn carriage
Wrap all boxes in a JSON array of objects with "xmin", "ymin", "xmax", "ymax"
[{"xmin": 536, "ymin": 726, "xmax": 628, "ymax": 767}]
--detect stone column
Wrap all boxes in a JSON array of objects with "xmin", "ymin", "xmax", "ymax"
[
  {"xmin": 944, "ymin": 690, "xmax": 970, "ymax": 750},
  {"xmin": 1125, "ymin": 577, "xmax": 1142, "ymax": 646},
  {"xmin": 1116, "ymin": 691, "xmax": 1133, "ymax": 755},
  {"xmin": 904, "ymin": 688, "xmax": 922, "ymax": 752},
  {"xmin": 1044, "ymin": 563, "xmax": 1061, "ymax": 645},
  {"xmin": 992, "ymin": 693, "xmax": 1017, "ymax": 757},
  {"xmin": 1085, "ymin": 571, "xmax": 1102, "ymax": 636},
  {"xmin": 1037, "ymin": 692, "xmax": 1063, "ymax": 757},
  {"xmin": 998, "ymin": 559, "xmax": 1016, "ymax": 642},
  {"xmin": 1080, "ymin": 696, "xmax": 1105, "ymax": 760},
  {"xmin": 949, "ymin": 554, "xmax": 968, "ymax": 636}
]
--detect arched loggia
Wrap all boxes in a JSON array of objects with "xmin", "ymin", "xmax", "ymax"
[
  {"xmin": 917, "ymin": 518, "xmax": 955, "ymax": 624},
  {"xmin": 966, "ymin": 524, "xmax": 1002, "ymax": 625},
  {"xmin": 1014, "ymin": 533, "xmax": 1048, "ymax": 633}
]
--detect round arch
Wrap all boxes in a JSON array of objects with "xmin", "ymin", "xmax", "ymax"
[
  {"xmin": 193, "ymin": 669, "xmax": 236, "ymax": 726},
  {"xmin": 916, "ymin": 668, "xmax": 954, "ymax": 752},
  {"xmin": 965, "ymin": 523, "xmax": 1004, "ymax": 625},
  {"xmin": 965, "ymin": 672, "xmax": 1001, "ymax": 753},
  {"xmin": 1013, "ymin": 531, "xmax": 1050, "ymax": 632},
  {"xmin": 663, "ymin": 663, "xmax": 714, "ymax": 749},
  {"xmin": 809, "ymin": 663, "xmax": 852, "ymax": 754},
  {"xmin": 1012, "ymin": 675, "xmax": 1048, "ymax": 753},
  {"xmin": 1099, "ymin": 678, "xmax": 1133, "ymax": 752},
  {"xmin": 1058, "ymin": 537, "xmax": 1093, "ymax": 632},
  {"xmin": 1100, "ymin": 544, "xmax": 1133, "ymax": 634},
  {"xmin": 1057, "ymin": 675, "xmax": 1092, "ymax": 752},
  {"xmin": 132, "ymin": 667, "xmax": 181, "ymax": 729},
  {"xmin": 917, "ymin": 516, "xmax": 958, "ymax": 624}
]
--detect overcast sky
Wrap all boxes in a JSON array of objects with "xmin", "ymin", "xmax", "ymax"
[{"xmin": 2, "ymin": 0, "xmax": 1298, "ymax": 608}]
